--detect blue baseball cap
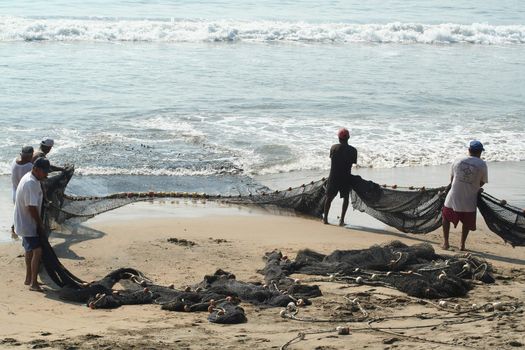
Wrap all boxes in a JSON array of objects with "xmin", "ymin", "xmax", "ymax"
[{"xmin": 469, "ymin": 140, "xmax": 484, "ymax": 152}]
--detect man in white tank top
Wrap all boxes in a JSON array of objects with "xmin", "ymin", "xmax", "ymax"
[
  {"xmin": 442, "ymin": 140, "xmax": 488, "ymax": 251},
  {"xmin": 10, "ymin": 146, "xmax": 34, "ymax": 239}
]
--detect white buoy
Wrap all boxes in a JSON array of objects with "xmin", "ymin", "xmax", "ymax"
[
  {"xmin": 355, "ymin": 276, "xmax": 363, "ymax": 284},
  {"xmin": 493, "ymin": 302, "xmax": 504, "ymax": 311},
  {"xmin": 336, "ymin": 326, "xmax": 350, "ymax": 335},
  {"xmin": 287, "ymin": 302, "xmax": 297, "ymax": 312},
  {"xmin": 280, "ymin": 310, "xmax": 287, "ymax": 318},
  {"xmin": 438, "ymin": 300, "xmax": 447, "ymax": 307}
]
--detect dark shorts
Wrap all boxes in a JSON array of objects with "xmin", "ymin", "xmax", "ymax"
[
  {"xmin": 326, "ymin": 179, "xmax": 351, "ymax": 198},
  {"xmin": 442, "ymin": 206, "xmax": 477, "ymax": 231},
  {"xmin": 22, "ymin": 236, "xmax": 41, "ymax": 252}
]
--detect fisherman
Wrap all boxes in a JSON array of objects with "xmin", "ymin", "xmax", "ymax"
[
  {"xmin": 32, "ymin": 137, "xmax": 64, "ymax": 172},
  {"xmin": 442, "ymin": 140, "xmax": 488, "ymax": 251},
  {"xmin": 10, "ymin": 146, "xmax": 34, "ymax": 239},
  {"xmin": 323, "ymin": 128, "xmax": 358, "ymax": 226},
  {"xmin": 13, "ymin": 157, "xmax": 50, "ymax": 292}
]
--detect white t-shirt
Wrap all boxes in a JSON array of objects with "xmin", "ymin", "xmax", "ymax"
[
  {"xmin": 13, "ymin": 172, "xmax": 43, "ymax": 237},
  {"xmin": 11, "ymin": 158, "xmax": 33, "ymax": 203},
  {"xmin": 444, "ymin": 156, "xmax": 488, "ymax": 212}
]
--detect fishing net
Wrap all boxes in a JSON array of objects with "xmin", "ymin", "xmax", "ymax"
[
  {"xmin": 478, "ymin": 192, "xmax": 525, "ymax": 247},
  {"xmin": 269, "ymin": 241, "xmax": 494, "ymax": 299},
  {"xmin": 43, "ymin": 168, "xmax": 525, "ymax": 247}
]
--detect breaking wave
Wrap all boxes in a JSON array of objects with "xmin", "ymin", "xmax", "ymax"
[{"xmin": 1, "ymin": 16, "xmax": 525, "ymax": 44}]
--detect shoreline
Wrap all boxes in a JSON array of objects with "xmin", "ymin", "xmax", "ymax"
[{"xmin": 2, "ymin": 160, "xmax": 524, "ymax": 243}]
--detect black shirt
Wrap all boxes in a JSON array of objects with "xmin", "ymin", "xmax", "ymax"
[{"xmin": 329, "ymin": 143, "xmax": 357, "ymax": 181}]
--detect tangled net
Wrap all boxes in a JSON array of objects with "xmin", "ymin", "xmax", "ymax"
[
  {"xmin": 262, "ymin": 241, "xmax": 494, "ymax": 299},
  {"xmin": 32, "ymin": 167, "xmax": 523, "ymax": 324}
]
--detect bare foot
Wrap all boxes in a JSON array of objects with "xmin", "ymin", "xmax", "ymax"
[
  {"xmin": 459, "ymin": 247, "xmax": 467, "ymax": 251},
  {"xmin": 441, "ymin": 244, "xmax": 450, "ymax": 250},
  {"xmin": 29, "ymin": 285, "xmax": 44, "ymax": 293},
  {"xmin": 322, "ymin": 218, "xmax": 328, "ymax": 224},
  {"xmin": 24, "ymin": 280, "xmax": 30, "ymax": 286},
  {"xmin": 338, "ymin": 221, "xmax": 345, "ymax": 226}
]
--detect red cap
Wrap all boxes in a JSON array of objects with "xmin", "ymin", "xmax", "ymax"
[{"xmin": 337, "ymin": 128, "xmax": 349, "ymax": 140}]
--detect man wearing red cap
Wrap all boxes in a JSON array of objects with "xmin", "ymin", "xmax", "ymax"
[{"xmin": 323, "ymin": 128, "xmax": 357, "ymax": 226}]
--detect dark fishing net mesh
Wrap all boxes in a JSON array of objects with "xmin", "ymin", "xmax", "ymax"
[
  {"xmin": 478, "ymin": 192, "xmax": 525, "ymax": 247},
  {"xmin": 272, "ymin": 241, "xmax": 494, "ymax": 299},
  {"xmin": 36, "ymin": 168, "xmax": 523, "ymax": 321}
]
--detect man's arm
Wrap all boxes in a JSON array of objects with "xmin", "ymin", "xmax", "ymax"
[{"xmin": 27, "ymin": 205, "xmax": 45, "ymax": 235}]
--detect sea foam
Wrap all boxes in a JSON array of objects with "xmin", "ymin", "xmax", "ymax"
[{"xmin": 1, "ymin": 16, "xmax": 524, "ymax": 44}]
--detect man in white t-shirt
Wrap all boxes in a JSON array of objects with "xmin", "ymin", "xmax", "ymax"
[
  {"xmin": 14, "ymin": 157, "xmax": 50, "ymax": 292},
  {"xmin": 442, "ymin": 140, "xmax": 488, "ymax": 251},
  {"xmin": 10, "ymin": 146, "xmax": 34, "ymax": 239}
]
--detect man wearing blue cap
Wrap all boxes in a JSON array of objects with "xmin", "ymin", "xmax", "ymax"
[
  {"xmin": 13, "ymin": 157, "xmax": 50, "ymax": 292},
  {"xmin": 442, "ymin": 140, "xmax": 488, "ymax": 251}
]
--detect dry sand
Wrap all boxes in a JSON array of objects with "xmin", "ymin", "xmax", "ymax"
[{"xmin": 1, "ymin": 201, "xmax": 524, "ymax": 349}]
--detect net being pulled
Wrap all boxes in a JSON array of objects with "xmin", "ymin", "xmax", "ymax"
[{"xmin": 43, "ymin": 168, "xmax": 525, "ymax": 248}]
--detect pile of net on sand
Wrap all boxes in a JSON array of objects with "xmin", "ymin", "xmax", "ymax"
[{"xmin": 261, "ymin": 241, "xmax": 494, "ymax": 299}]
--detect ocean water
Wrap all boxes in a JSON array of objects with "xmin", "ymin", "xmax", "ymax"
[{"xmin": 1, "ymin": 1, "xmax": 524, "ymax": 192}]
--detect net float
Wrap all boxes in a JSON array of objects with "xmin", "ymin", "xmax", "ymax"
[
  {"xmin": 143, "ymin": 287, "xmax": 149, "ymax": 293},
  {"xmin": 354, "ymin": 268, "xmax": 360, "ymax": 273},
  {"xmin": 471, "ymin": 303, "xmax": 477, "ymax": 308},
  {"xmin": 184, "ymin": 305, "xmax": 191, "ymax": 312},
  {"xmin": 438, "ymin": 300, "xmax": 447, "ymax": 307},
  {"xmin": 386, "ymin": 271, "xmax": 392, "ymax": 277},
  {"xmin": 184, "ymin": 286, "xmax": 191, "ymax": 292},
  {"xmin": 168, "ymin": 283, "xmax": 175, "ymax": 289},
  {"xmin": 462, "ymin": 263, "xmax": 471, "ymax": 272},
  {"xmin": 195, "ymin": 287, "xmax": 202, "ymax": 292},
  {"xmin": 209, "ymin": 299, "xmax": 216, "ymax": 306},
  {"xmin": 296, "ymin": 299, "xmax": 305, "ymax": 307},
  {"xmin": 88, "ymin": 302, "xmax": 95, "ymax": 309},
  {"xmin": 493, "ymin": 302, "xmax": 504, "ymax": 311},
  {"xmin": 208, "ymin": 305, "xmax": 215, "ymax": 313},
  {"xmin": 355, "ymin": 276, "xmax": 363, "ymax": 284},
  {"xmin": 226, "ymin": 296, "xmax": 233, "ymax": 302},
  {"xmin": 293, "ymin": 278, "xmax": 301, "ymax": 284},
  {"xmin": 336, "ymin": 326, "xmax": 350, "ymax": 335},
  {"xmin": 280, "ymin": 310, "xmax": 287, "ymax": 318},
  {"xmin": 140, "ymin": 280, "xmax": 147, "ymax": 287},
  {"xmin": 217, "ymin": 309, "xmax": 225, "ymax": 316},
  {"xmin": 500, "ymin": 200, "xmax": 507, "ymax": 206},
  {"xmin": 112, "ymin": 290, "xmax": 119, "ymax": 296},
  {"xmin": 287, "ymin": 302, "xmax": 297, "ymax": 311},
  {"xmin": 392, "ymin": 184, "xmax": 397, "ymax": 189},
  {"xmin": 438, "ymin": 273, "xmax": 446, "ymax": 280},
  {"xmin": 370, "ymin": 274, "xmax": 378, "ymax": 280},
  {"xmin": 454, "ymin": 304, "xmax": 461, "ymax": 311}
]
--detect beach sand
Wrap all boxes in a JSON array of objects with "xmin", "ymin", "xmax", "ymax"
[{"xmin": 0, "ymin": 199, "xmax": 524, "ymax": 350}]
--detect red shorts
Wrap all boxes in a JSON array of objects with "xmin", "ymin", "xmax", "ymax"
[{"xmin": 442, "ymin": 206, "xmax": 477, "ymax": 231}]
